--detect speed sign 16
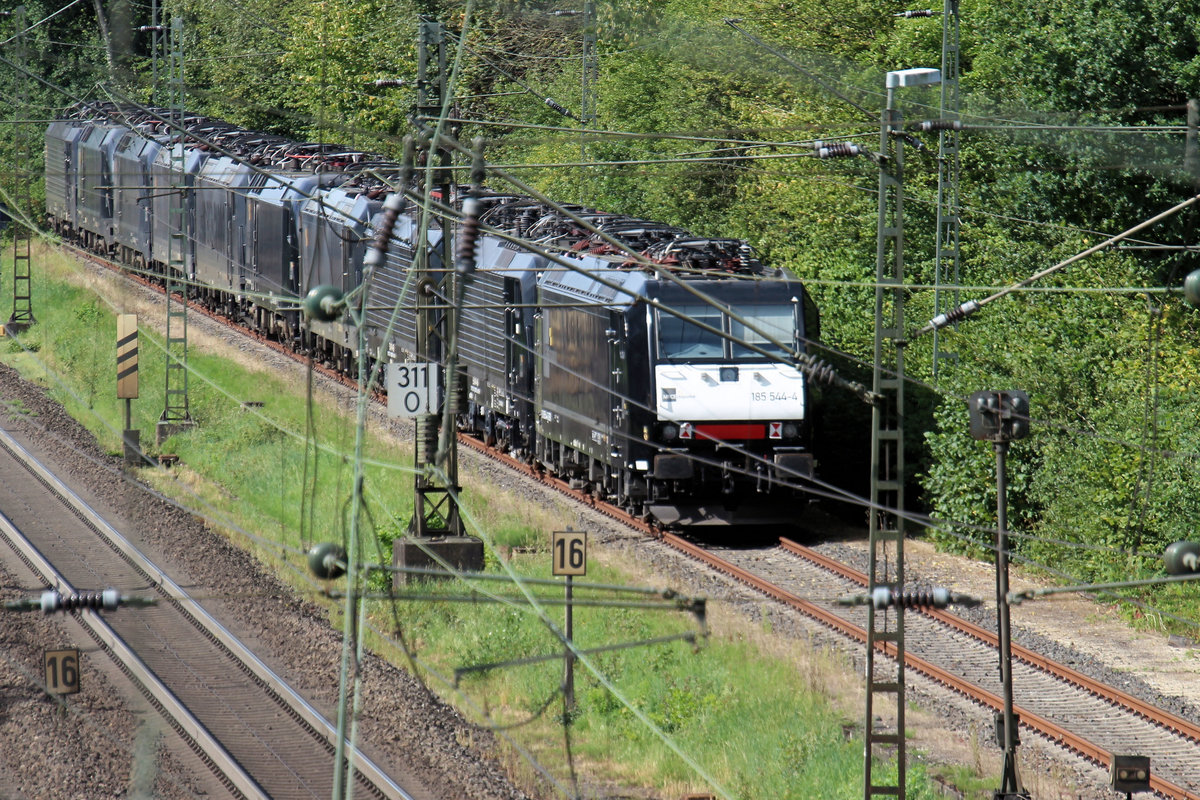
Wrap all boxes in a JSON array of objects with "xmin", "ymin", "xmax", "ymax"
[{"xmin": 551, "ymin": 531, "xmax": 587, "ymax": 576}]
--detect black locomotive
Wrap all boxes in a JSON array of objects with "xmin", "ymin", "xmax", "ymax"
[{"xmin": 45, "ymin": 103, "xmax": 822, "ymax": 525}]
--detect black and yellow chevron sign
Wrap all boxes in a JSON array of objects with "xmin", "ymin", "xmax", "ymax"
[{"xmin": 117, "ymin": 314, "xmax": 138, "ymax": 399}]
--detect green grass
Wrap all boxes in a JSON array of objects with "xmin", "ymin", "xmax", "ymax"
[{"xmin": 1, "ymin": 242, "xmax": 978, "ymax": 799}]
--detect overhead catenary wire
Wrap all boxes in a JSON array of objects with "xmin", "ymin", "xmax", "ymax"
[
  {"xmin": 43, "ymin": 161, "xmax": 1200, "ymax": 478},
  {"xmin": 32, "ymin": 0, "xmax": 1200, "ymax": 695},
  {"xmin": 10, "ymin": 300, "xmax": 1186, "ymax": 629},
  {"xmin": 16, "ymin": 232, "xmax": 1200, "ymax": 705},
  {"xmin": 25, "ymin": 97, "xmax": 1190, "ymax": 479},
  {"xmin": 16, "ymin": 9, "xmax": 1200, "ymax": 796},
  {"xmin": 0, "ymin": 0, "xmax": 88, "ymax": 46},
  {"xmin": 913, "ymin": 192, "xmax": 1200, "ymax": 338}
]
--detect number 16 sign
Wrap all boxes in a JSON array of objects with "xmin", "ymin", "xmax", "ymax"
[{"xmin": 551, "ymin": 530, "xmax": 587, "ymax": 576}]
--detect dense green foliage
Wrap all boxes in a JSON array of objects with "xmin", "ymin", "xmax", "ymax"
[{"xmin": 8, "ymin": 0, "xmax": 1200, "ymax": 620}]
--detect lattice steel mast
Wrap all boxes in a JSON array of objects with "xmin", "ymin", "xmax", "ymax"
[
  {"xmin": 8, "ymin": 5, "xmax": 35, "ymax": 333},
  {"xmin": 864, "ymin": 66, "xmax": 941, "ymax": 800},
  {"xmin": 157, "ymin": 16, "xmax": 195, "ymax": 443},
  {"xmin": 931, "ymin": 0, "xmax": 962, "ymax": 380},
  {"xmin": 410, "ymin": 17, "xmax": 464, "ymax": 538}
]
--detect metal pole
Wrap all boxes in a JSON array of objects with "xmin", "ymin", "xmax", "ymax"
[
  {"xmin": 580, "ymin": 0, "xmax": 596, "ymax": 169},
  {"xmin": 410, "ymin": 17, "xmax": 464, "ymax": 538},
  {"xmin": 8, "ymin": 5, "xmax": 35, "ymax": 333},
  {"xmin": 931, "ymin": 0, "xmax": 961, "ymax": 381},
  {"xmin": 150, "ymin": 0, "xmax": 161, "ymax": 103},
  {"xmin": 564, "ymin": 574, "xmax": 575, "ymax": 712},
  {"xmin": 157, "ymin": 16, "xmax": 194, "ymax": 444},
  {"xmin": 994, "ymin": 441, "xmax": 1027, "ymax": 798},
  {"xmin": 1187, "ymin": 99, "xmax": 1198, "ymax": 189},
  {"xmin": 864, "ymin": 78, "xmax": 907, "ymax": 800}
]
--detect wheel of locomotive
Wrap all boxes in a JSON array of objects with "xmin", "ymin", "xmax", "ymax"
[{"xmin": 483, "ymin": 409, "xmax": 497, "ymax": 447}]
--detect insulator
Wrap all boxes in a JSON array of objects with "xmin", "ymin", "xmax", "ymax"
[
  {"xmin": 307, "ymin": 543, "xmax": 347, "ymax": 580},
  {"xmin": 301, "ymin": 285, "xmax": 346, "ymax": 322},
  {"xmin": 928, "ymin": 299, "xmax": 981, "ymax": 330},
  {"xmin": 1164, "ymin": 541, "xmax": 1200, "ymax": 575},
  {"xmin": 364, "ymin": 190, "xmax": 407, "ymax": 273},
  {"xmin": 1184, "ymin": 268, "xmax": 1200, "ymax": 305},
  {"xmin": 817, "ymin": 143, "xmax": 863, "ymax": 159},
  {"xmin": 40, "ymin": 589, "xmax": 120, "ymax": 613},
  {"xmin": 799, "ymin": 357, "xmax": 839, "ymax": 387},
  {"xmin": 450, "ymin": 364, "xmax": 469, "ymax": 416},
  {"xmin": 469, "ymin": 137, "xmax": 486, "ymax": 188},
  {"xmin": 916, "ymin": 119, "xmax": 965, "ymax": 132},
  {"xmin": 869, "ymin": 586, "xmax": 951, "ymax": 609},
  {"xmin": 455, "ymin": 196, "xmax": 481, "ymax": 276},
  {"xmin": 543, "ymin": 97, "xmax": 572, "ymax": 118},
  {"xmin": 416, "ymin": 416, "xmax": 439, "ymax": 463},
  {"xmin": 893, "ymin": 9, "xmax": 936, "ymax": 17},
  {"xmin": 373, "ymin": 79, "xmax": 405, "ymax": 88}
]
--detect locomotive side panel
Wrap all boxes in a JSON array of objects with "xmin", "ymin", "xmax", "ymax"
[
  {"xmin": 297, "ymin": 189, "xmax": 372, "ymax": 356},
  {"xmin": 112, "ymin": 131, "xmax": 160, "ymax": 263},
  {"xmin": 75, "ymin": 123, "xmax": 120, "ymax": 245},
  {"xmin": 193, "ymin": 156, "xmax": 250, "ymax": 292},
  {"xmin": 536, "ymin": 288, "xmax": 619, "ymax": 473},
  {"xmin": 364, "ymin": 212, "xmax": 427, "ymax": 361},
  {"xmin": 44, "ymin": 120, "xmax": 86, "ymax": 231},
  {"xmin": 150, "ymin": 144, "xmax": 208, "ymax": 276},
  {"xmin": 245, "ymin": 175, "xmax": 319, "ymax": 309}
]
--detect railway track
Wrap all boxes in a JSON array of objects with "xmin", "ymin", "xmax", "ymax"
[
  {"xmin": 672, "ymin": 533, "xmax": 1200, "ymax": 800},
  {"xmin": 0, "ymin": 420, "xmax": 415, "ymax": 799},
  {"xmin": 70, "ymin": 243, "xmax": 1200, "ymax": 796}
]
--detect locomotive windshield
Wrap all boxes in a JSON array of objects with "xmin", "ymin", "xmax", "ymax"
[
  {"xmin": 657, "ymin": 303, "xmax": 795, "ymax": 361},
  {"xmin": 730, "ymin": 305, "xmax": 794, "ymax": 357},
  {"xmin": 658, "ymin": 305, "xmax": 725, "ymax": 360}
]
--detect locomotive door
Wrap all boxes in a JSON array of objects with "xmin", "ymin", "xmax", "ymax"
[
  {"xmin": 63, "ymin": 140, "xmax": 78, "ymax": 227},
  {"xmin": 503, "ymin": 280, "xmax": 524, "ymax": 399},
  {"xmin": 607, "ymin": 309, "xmax": 628, "ymax": 464},
  {"xmin": 230, "ymin": 188, "xmax": 246, "ymax": 294}
]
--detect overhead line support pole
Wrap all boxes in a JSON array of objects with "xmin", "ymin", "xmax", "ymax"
[
  {"xmin": 157, "ymin": 16, "xmax": 195, "ymax": 444},
  {"xmin": 931, "ymin": 0, "xmax": 961, "ymax": 380},
  {"xmin": 580, "ymin": 0, "xmax": 597, "ymax": 170},
  {"xmin": 7, "ymin": 5, "xmax": 34, "ymax": 334},
  {"xmin": 864, "ymin": 65, "xmax": 940, "ymax": 800},
  {"xmin": 865, "ymin": 74, "xmax": 909, "ymax": 800},
  {"xmin": 410, "ymin": 17, "xmax": 463, "ymax": 539}
]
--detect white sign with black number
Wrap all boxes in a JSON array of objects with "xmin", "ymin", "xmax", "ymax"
[
  {"xmin": 551, "ymin": 530, "xmax": 587, "ymax": 576},
  {"xmin": 44, "ymin": 648, "xmax": 80, "ymax": 695},
  {"xmin": 386, "ymin": 362, "xmax": 440, "ymax": 418}
]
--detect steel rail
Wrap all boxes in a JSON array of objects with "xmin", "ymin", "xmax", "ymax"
[
  {"xmin": 779, "ymin": 537, "xmax": 1200, "ymax": 744},
  {"xmin": 0, "ymin": 479, "xmax": 267, "ymax": 799},
  {"xmin": 666, "ymin": 531, "xmax": 1198, "ymax": 800},
  {"xmin": 0, "ymin": 424, "xmax": 414, "ymax": 800}
]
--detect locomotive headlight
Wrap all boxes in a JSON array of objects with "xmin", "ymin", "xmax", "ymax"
[
  {"xmin": 661, "ymin": 423, "xmax": 679, "ymax": 442},
  {"xmin": 782, "ymin": 422, "xmax": 800, "ymax": 439}
]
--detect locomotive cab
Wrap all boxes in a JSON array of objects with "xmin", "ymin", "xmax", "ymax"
[
  {"xmin": 635, "ymin": 279, "xmax": 818, "ymax": 525},
  {"xmin": 535, "ymin": 259, "xmax": 819, "ymax": 526}
]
